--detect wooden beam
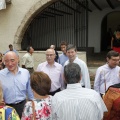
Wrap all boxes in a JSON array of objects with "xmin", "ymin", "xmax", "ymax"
[
  {"xmin": 48, "ymin": 7, "xmax": 73, "ymax": 15},
  {"xmin": 60, "ymin": 0, "xmax": 81, "ymax": 14},
  {"xmin": 45, "ymin": 11, "xmax": 63, "ymax": 16},
  {"xmin": 106, "ymin": 0, "xmax": 115, "ymax": 9},
  {"xmin": 91, "ymin": 0, "xmax": 102, "ymax": 11},
  {"xmin": 73, "ymin": 0, "xmax": 92, "ymax": 12}
]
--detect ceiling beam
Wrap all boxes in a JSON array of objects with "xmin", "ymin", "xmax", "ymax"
[
  {"xmin": 41, "ymin": 13, "xmax": 55, "ymax": 17},
  {"xmin": 48, "ymin": 7, "xmax": 73, "ymax": 15},
  {"xmin": 90, "ymin": 0, "xmax": 102, "ymax": 11},
  {"xmin": 60, "ymin": 0, "xmax": 81, "ymax": 14},
  {"xmin": 106, "ymin": 0, "xmax": 115, "ymax": 9},
  {"xmin": 45, "ymin": 11, "xmax": 63, "ymax": 16},
  {"xmin": 73, "ymin": 0, "xmax": 92, "ymax": 12}
]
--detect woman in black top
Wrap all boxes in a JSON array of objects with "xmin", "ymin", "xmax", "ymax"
[{"xmin": 111, "ymin": 28, "xmax": 120, "ymax": 53}]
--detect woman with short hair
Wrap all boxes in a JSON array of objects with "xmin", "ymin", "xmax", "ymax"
[{"xmin": 21, "ymin": 71, "xmax": 52, "ymax": 120}]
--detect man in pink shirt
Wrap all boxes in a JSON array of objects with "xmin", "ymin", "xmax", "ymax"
[{"xmin": 36, "ymin": 49, "xmax": 64, "ymax": 95}]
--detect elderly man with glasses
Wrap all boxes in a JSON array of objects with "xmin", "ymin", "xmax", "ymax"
[{"xmin": 36, "ymin": 49, "xmax": 64, "ymax": 96}]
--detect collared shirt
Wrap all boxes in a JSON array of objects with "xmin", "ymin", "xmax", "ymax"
[
  {"xmin": 0, "ymin": 67, "xmax": 34, "ymax": 104},
  {"xmin": 52, "ymin": 83, "xmax": 107, "ymax": 120},
  {"xmin": 64, "ymin": 57, "xmax": 91, "ymax": 88},
  {"xmin": 22, "ymin": 53, "xmax": 34, "ymax": 68},
  {"xmin": 58, "ymin": 53, "xmax": 68, "ymax": 66},
  {"xmin": 36, "ymin": 61, "xmax": 63, "ymax": 92},
  {"xmin": 94, "ymin": 64, "xmax": 120, "ymax": 94}
]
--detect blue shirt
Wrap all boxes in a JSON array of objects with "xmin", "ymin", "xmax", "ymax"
[
  {"xmin": 0, "ymin": 67, "xmax": 34, "ymax": 104},
  {"xmin": 4, "ymin": 49, "xmax": 18, "ymax": 55},
  {"xmin": 58, "ymin": 53, "xmax": 68, "ymax": 66}
]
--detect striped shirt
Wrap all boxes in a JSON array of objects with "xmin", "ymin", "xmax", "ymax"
[{"xmin": 52, "ymin": 83, "xmax": 107, "ymax": 120}]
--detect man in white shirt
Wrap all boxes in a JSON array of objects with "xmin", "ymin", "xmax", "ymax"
[
  {"xmin": 64, "ymin": 44, "xmax": 91, "ymax": 88},
  {"xmin": 36, "ymin": 49, "xmax": 64, "ymax": 96},
  {"xmin": 22, "ymin": 46, "xmax": 34, "ymax": 74},
  {"xmin": 94, "ymin": 50, "xmax": 120, "ymax": 97},
  {"xmin": 52, "ymin": 63, "xmax": 107, "ymax": 120}
]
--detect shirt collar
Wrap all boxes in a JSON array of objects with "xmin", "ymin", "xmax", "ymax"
[
  {"xmin": 69, "ymin": 56, "xmax": 78, "ymax": 63},
  {"xmin": 67, "ymin": 83, "xmax": 82, "ymax": 89},
  {"xmin": 46, "ymin": 61, "xmax": 57, "ymax": 67},
  {"xmin": 6, "ymin": 66, "xmax": 21, "ymax": 75},
  {"xmin": 28, "ymin": 52, "xmax": 32, "ymax": 56}
]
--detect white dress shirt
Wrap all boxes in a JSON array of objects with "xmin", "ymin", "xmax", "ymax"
[
  {"xmin": 64, "ymin": 57, "xmax": 91, "ymax": 88},
  {"xmin": 94, "ymin": 63, "xmax": 120, "ymax": 94},
  {"xmin": 52, "ymin": 83, "xmax": 107, "ymax": 120},
  {"xmin": 36, "ymin": 61, "xmax": 63, "ymax": 92}
]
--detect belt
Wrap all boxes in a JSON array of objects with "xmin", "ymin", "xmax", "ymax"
[
  {"xmin": 49, "ymin": 88, "xmax": 61, "ymax": 96},
  {"xmin": 6, "ymin": 99, "xmax": 26, "ymax": 105},
  {"xmin": 27, "ymin": 67, "xmax": 33, "ymax": 69}
]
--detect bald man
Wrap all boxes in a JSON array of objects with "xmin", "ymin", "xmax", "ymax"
[
  {"xmin": 37, "ymin": 49, "xmax": 64, "ymax": 95},
  {"xmin": 0, "ymin": 51, "xmax": 33, "ymax": 118}
]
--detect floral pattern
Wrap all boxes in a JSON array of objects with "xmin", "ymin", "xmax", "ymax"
[{"xmin": 21, "ymin": 96, "xmax": 52, "ymax": 120}]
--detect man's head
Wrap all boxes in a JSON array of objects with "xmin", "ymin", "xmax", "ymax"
[
  {"xmin": 106, "ymin": 50, "xmax": 120, "ymax": 68},
  {"xmin": 26, "ymin": 46, "xmax": 34, "ymax": 54},
  {"xmin": 66, "ymin": 44, "xmax": 77, "ymax": 62},
  {"xmin": 64, "ymin": 63, "xmax": 81, "ymax": 84},
  {"xmin": 50, "ymin": 45, "xmax": 55, "ymax": 50},
  {"xmin": 4, "ymin": 51, "xmax": 19, "ymax": 73},
  {"xmin": 46, "ymin": 49, "xmax": 56, "ymax": 65},
  {"xmin": 60, "ymin": 41, "xmax": 68, "ymax": 54},
  {"xmin": 9, "ymin": 44, "xmax": 13, "ymax": 51}
]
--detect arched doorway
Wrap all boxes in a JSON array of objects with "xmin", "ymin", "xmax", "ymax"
[
  {"xmin": 14, "ymin": 0, "xmax": 58, "ymax": 50},
  {"xmin": 101, "ymin": 11, "xmax": 120, "ymax": 52}
]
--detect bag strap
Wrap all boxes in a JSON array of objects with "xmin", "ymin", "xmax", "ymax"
[{"xmin": 31, "ymin": 100, "xmax": 36, "ymax": 120}]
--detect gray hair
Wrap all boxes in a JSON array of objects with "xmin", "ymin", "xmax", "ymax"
[
  {"xmin": 64, "ymin": 63, "xmax": 81, "ymax": 84},
  {"xmin": 66, "ymin": 44, "xmax": 77, "ymax": 52}
]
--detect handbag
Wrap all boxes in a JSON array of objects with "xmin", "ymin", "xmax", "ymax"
[{"xmin": 31, "ymin": 100, "xmax": 36, "ymax": 120}]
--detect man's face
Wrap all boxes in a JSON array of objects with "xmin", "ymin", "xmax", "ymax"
[
  {"xmin": 61, "ymin": 45, "xmax": 67, "ymax": 54},
  {"xmin": 46, "ymin": 49, "xmax": 55, "ymax": 64},
  {"xmin": 29, "ymin": 47, "xmax": 34, "ymax": 54},
  {"xmin": 9, "ymin": 46, "xmax": 13, "ymax": 51},
  {"xmin": 107, "ymin": 56, "xmax": 120, "ymax": 68},
  {"xmin": 66, "ymin": 48, "xmax": 77, "ymax": 62},
  {"xmin": 4, "ymin": 52, "xmax": 18, "ymax": 72}
]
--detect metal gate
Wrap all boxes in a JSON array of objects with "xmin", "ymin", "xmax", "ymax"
[{"xmin": 21, "ymin": 0, "xmax": 88, "ymax": 51}]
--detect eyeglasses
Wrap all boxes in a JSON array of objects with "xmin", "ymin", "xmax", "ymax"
[{"xmin": 46, "ymin": 54, "xmax": 55, "ymax": 57}]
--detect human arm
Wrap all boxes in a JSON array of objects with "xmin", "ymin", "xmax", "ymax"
[
  {"xmin": 81, "ymin": 62, "xmax": 91, "ymax": 88},
  {"xmin": 27, "ymin": 76, "xmax": 34, "ymax": 100},
  {"xmin": 21, "ymin": 56, "xmax": 27, "ymax": 68},
  {"xmin": 51, "ymin": 95, "xmax": 58, "ymax": 120},
  {"xmin": 103, "ymin": 88, "xmax": 114, "ymax": 120},
  {"xmin": 21, "ymin": 101, "xmax": 33, "ymax": 120},
  {"xmin": 94, "ymin": 68, "xmax": 101, "ymax": 93},
  {"xmin": 60, "ymin": 67, "xmax": 66, "ymax": 90},
  {"xmin": 93, "ymin": 92, "xmax": 107, "ymax": 120}
]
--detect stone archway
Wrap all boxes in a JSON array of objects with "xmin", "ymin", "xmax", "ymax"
[{"xmin": 14, "ymin": 0, "xmax": 57, "ymax": 50}]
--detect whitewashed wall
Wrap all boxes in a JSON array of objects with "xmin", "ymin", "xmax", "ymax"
[
  {"xmin": 18, "ymin": 51, "xmax": 86, "ymax": 70},
  {"xmin": 88, "ymin": 7, "xmax": 120, "ymax": 52}
]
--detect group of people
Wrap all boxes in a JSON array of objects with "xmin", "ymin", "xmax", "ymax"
[{"xmin": 0, "ymin": 41, "xmax": 120, "ymax": 120}]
